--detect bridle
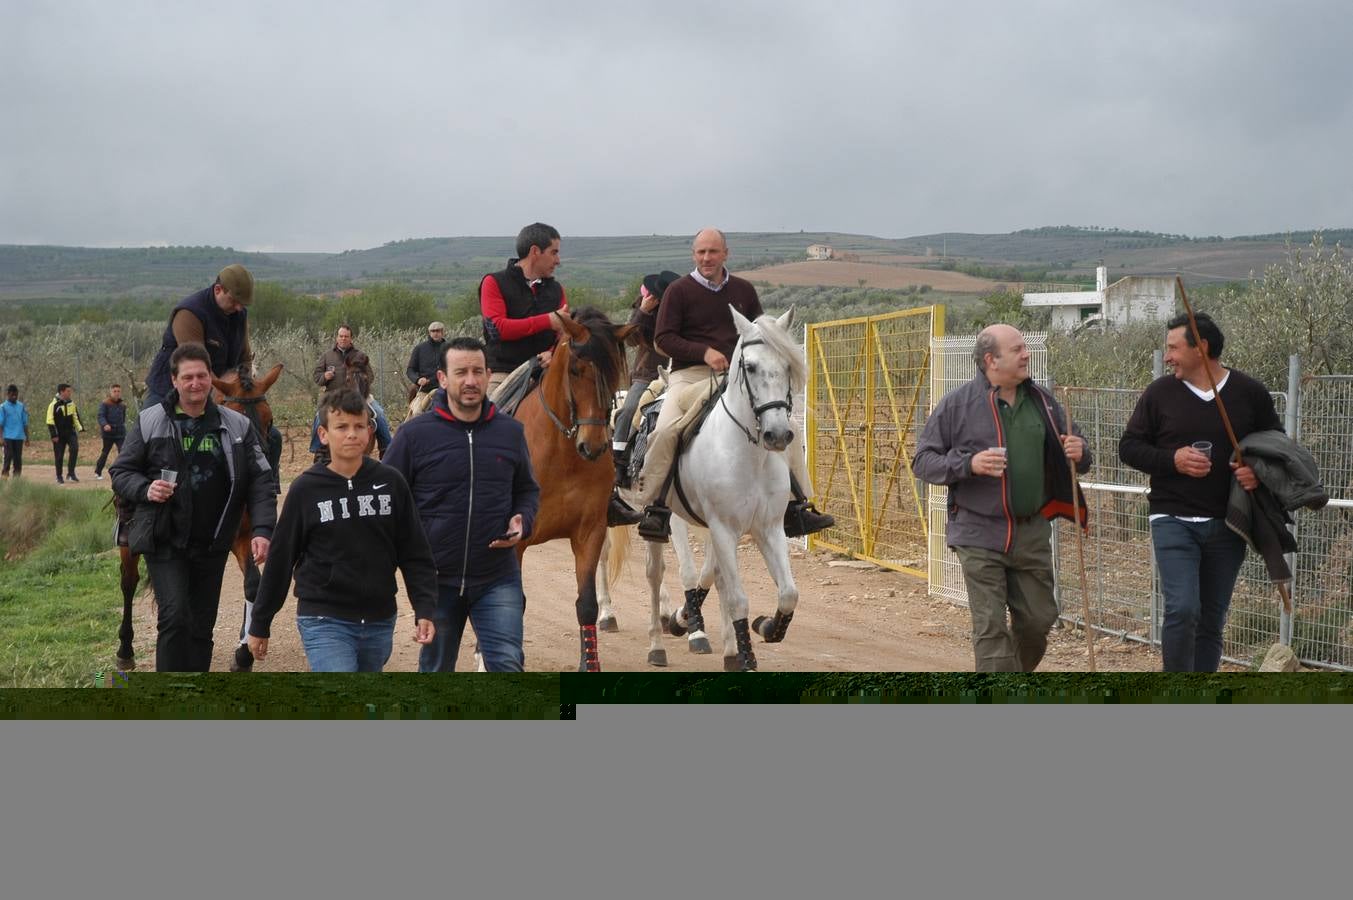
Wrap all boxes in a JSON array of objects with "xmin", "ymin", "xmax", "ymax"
[
  {"xmin": 720, "ymin": 337, "xmax": 792, "ymax": 446},
  {"xmin": 537, "ymin": 342, "xmax": 611, "ymax": 441},
  {"xmin": 215, "ymin": 384, "xmax": 272, "ymax": 444}
]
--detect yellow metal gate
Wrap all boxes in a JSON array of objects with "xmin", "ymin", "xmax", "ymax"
[{"xmin": 805, "ymin": 306, "xmax": 943, "ymax": 576}]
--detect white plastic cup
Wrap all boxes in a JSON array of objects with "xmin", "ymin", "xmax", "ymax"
[
  {"xmin": 1191, "ymin": 441, "xmax": 1213, "ymax": 456},
  {"xmin": 160, "ymin": 468, "xmax": 178, "ymax": 484},
  {"xmin": 988, "ymin": 446, "xmax": 1007, "ymax": 472}
]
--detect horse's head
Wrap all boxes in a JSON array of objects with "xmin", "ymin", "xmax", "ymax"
[
  {"xmin": 729, "ymin": 306, "xmax": 803, "ymax": 452},
  {"xmin": 342, "ymin": 351, "xmax": 374, "ymax": 398},
  {"xmin": 551, "ymin": 307, "xmax": 636, "ymax": 461},
  {"xmin": 212, "ymin": 362, "xmax": 283, "ymax": 442}
]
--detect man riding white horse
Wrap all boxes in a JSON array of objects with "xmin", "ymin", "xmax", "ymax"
[{"xmin": 634, "ymin": 227, "xmax": 833, "ymax": 542}]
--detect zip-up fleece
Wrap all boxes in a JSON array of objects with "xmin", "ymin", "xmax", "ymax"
[
  {"xmin": 913, "ymin": 370, "xmax": 1092, "ymax": 553},
  {"xmin": 248, "ymin": 458, "xmax": 438, "ymax": 637},
  {"xmin": 383, "ymin": 390, "xmax": 540, "ymax": 590},
  {"xmin": 109, "ymin": 391, "xmax": 276, "ymax": 556}
]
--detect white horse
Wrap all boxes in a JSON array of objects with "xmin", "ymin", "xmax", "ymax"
[
  {"xmin": 606, "ymin": 307, "xmax": 804, "ymax": 671},
  {"xmin": 597, "ymin": 516, "xmax": 701, "ymax": 666}
]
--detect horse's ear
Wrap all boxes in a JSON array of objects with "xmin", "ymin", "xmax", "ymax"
[
  {"xmin": 561, "ymin": 315, "xmax": 589, "ymax": 343},
  {"xmin": 731, "ymin": 306, "xmax": 755, "ymax": 339},
  {"xmin": 259, "ymin": 362, "xmax": 284, "ymax": 391},
  {"xmin": 210, "ymin": 375, "xmax": 231, "ymax": 395},
  {"xmin": 776, "ymin": 306, "xmax": 795, "ymax": 332},
  {"xmin": 613, "ymin": 323, "xmax": 639, "ymax": 345}
]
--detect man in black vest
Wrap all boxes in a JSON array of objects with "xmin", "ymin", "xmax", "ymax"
[{"xmin": 479, "ymin": 223, "xmax": 573, "ymax": 396}]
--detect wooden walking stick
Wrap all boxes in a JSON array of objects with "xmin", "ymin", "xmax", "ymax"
[
  {"xmin": 1062, "ymin": 402, "xmax": 1096, "ymax": 671},
  {"xmin": 1175, "ymin": 277, "xmax": 1291, "ymax": 614}
]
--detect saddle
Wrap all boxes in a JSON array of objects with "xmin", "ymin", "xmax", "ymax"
[
  {"xmin": 490, "ymin": 358, "xmax": 545, "ymax": 418},
  {"xmin": 629, "ymin": 377, "xmax": 727, "ymax": 487}
]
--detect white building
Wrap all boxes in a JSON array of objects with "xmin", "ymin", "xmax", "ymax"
[
  {"xmin": 806, "ymin": 244, "xmax": 834, "ymax": 260},
  {"xmin": 1022, "ymin": 266, "xmax": 1176, "ymax": 332}
]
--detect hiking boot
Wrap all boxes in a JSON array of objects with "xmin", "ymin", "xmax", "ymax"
[
  {"xmin": 607, "ymin": 492, "xmax": 642, "ymax": 527},
  {"xmin": 637, "ymin": 505, "xmax": 672, "ymax": 543},
  {"xmin": 784, "ymin": 500, "xmax": 834, "ymax": 537}
]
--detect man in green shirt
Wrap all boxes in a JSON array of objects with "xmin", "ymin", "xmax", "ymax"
[{"xmin": 913, "ymin": 324, "xmax": 1091, "ymax": 671}]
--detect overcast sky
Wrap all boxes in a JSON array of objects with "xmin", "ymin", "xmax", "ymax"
[{"xmin": 2, "ymin": 0, "xmax": 1349, "ymax": 251}]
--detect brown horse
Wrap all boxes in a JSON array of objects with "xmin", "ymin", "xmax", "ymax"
[
  {"xmin": 114, "ymin": 364, "xmax": 284, "ymax": 671},
  {"xmin": 510, "ymin": 308, "xmax": 635, "ymax": 672}
]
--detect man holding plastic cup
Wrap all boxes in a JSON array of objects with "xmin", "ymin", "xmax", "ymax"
[
  {"xmin": 914, "ymin": 324, "xmax": 1091, "ymax": 671},
  {"xmin": 111, "ymin": 344, "xmax": 277, "ymax": 671},
  {"xmin": 1120, "ymin": 312, "xmax": 1280, "ymax": 672}
]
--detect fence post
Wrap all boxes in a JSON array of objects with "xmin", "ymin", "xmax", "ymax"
[
  {"xmin": 1149, "ymin": 349, "xmax": 1163, "ymax": 646},
  {"xmin": 1280, "ymin": 354, "xmax": 1301, "ymax": 646}
]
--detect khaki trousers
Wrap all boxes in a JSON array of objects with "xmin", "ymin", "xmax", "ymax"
[{"xmin": 953, "ymin": 516, "xmax": 1059, "ymax": 672}]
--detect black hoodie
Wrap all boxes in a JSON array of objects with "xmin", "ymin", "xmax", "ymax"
[{"xmin": 249, "ymin": 457, "xmax": 437, "ymax": 638}]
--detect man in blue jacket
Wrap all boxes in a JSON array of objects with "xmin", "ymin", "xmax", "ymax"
[
  {"xmin": 1, "ymin": 384, "xmax": 29, "ymax": 477},
  {"xmin": 384, "ymin": 335, "xmax": 542, "ymax": 672},
  {"xmin": 93, "ymin": 383, "xmax": 127, "ymax": 479}
]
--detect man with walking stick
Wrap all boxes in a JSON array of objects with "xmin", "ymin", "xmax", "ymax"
[
  {"xmin": 1120, "ymin": 311, "xmax": 1280, "ymax": 672},
  {"xmin": 914, "ymin": 324, "xmax": 1090, "ymax": 672}
]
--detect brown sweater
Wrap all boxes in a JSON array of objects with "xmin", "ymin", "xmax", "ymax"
[{"xmin": 653, "ymin": 274, "xmax": 764, "ymax": 370}]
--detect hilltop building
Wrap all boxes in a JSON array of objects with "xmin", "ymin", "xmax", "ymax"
[
  {"xmin": 806, "ymin": 244, "xmax": 834, "ymax": 260},
  {"xmin": 1022, "ymin": 266, "xmax": 1175, "ymax": 332}
]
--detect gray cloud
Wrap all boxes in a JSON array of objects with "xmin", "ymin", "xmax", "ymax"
[{"xmin": 2, "ymin": 0, "xmax": 1349, "ymax": 250}]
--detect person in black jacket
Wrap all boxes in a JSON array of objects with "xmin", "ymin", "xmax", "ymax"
[
  {"xmin": 1119, "ymin": 312, "xmax": 1280, "ymax": 672},
  {"xmin": 110, "ymin": 344, "xmax": 276, "ymax": 672},
  {"xmin": 248, "ymin": 389, "xmax": 437, "ymax": 672},
  {"xmin": 384, "ymin": 336, "xmax": 541, "ymax": 672},
  {"xmin": 46, "ymin": 383, "xmax": 83, "ymax": 483},
  {"xmin": 406, "ymin": 321, "xmax": 447, "ymax": 395},
  {"xmin": 93, "ymin": 383, "xmax": 127, "ymax": 479}
]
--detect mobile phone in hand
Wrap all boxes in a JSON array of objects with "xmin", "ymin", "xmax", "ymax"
[{"xmin": 494, "ymin": 531, "xmax": 519, "ymax": 543}]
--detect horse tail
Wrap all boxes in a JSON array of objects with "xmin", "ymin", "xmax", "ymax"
[{"xmin": 606, "ymin": 524, "xmax": 633, "ymax": 586}]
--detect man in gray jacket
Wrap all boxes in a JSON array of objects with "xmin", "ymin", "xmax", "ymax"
[{"xmin": 913, "ymin": 324, "xmax": 1090, "ymax": 672}]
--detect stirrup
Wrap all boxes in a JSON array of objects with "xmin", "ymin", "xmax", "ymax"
[
  {"xmin": 637, "ymin": 505, "xmax": 672, "ymax": 543},
  {"xmin": 784, "ymin": 500, "xmax": 835, "ymax": 538}
]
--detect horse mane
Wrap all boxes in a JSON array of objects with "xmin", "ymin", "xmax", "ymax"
[
  {"xmin": 568, "ymin": 306, "xmax": 628, "ymax": 397},
  {"xmin": 748, "ymin": 312, "xmax": 807, "ymax": 392}
]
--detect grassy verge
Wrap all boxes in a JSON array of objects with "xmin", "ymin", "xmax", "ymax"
[{"xmin": 0, "ymin": 479, "xmax": 124, "ymax": 687}]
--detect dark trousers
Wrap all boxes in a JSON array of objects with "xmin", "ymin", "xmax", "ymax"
[
  {"xmin": 1, "ymin": 439, "xmax": 22, "ymax": 475},
  {"xmin": 1151, "ymin": 517, "xmax": 1247, "ymax": 672},
  {"xmin": 53, "ymin": 431, "xmax": 78, "ymax": 477},
  {"xmin": 145, "ymin": 550, "xmax": 231, "ymax": 672},
  {"xmin": 94, "ymin": 433, "xmax": 123, "ymax": 475}
]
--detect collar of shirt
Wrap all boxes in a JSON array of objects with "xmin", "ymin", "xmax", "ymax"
[
  {"xmin": 690, "ymin": 268, "xmax": 730, "ymax": 292},
  {"xmin": 1183, "ymin": 368, "xmax": 1230, "ymax": 402}
]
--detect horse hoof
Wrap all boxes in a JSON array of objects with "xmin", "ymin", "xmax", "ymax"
[
  {"xmin": 598, "ymin": 615, "xmax": 619, "ymax": 633},
  {"xmin": 115, "ymin": 656, "xmax": 136, "ymax": 672},
  {"xmin": 668, "ymin": 615, "xmax": 687, "ymax": 637},
  {"xmin": 647, "ymin": 649, "xmax": 668, "ymax": 667},
  {"xmin": 752, "ymin": 615, "xmax": 770, "ymax": 639},
  {"xmin": 723, "ymin": 656, "xmax": 741, "ymax": 672},
  {"xmin": 688, "ymin": 635, "xmax": 712, "ymax": 655}
]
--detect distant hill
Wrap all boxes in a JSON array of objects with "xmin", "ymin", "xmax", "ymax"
[{"xmin": 1, "ymin": 227, "xmax": 1346, "ymax": 304}]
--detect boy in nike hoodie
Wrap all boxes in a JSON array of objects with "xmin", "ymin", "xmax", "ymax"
[{"xmin": 248, "ymin": 389, "xmax": 437, "ymax": 671}]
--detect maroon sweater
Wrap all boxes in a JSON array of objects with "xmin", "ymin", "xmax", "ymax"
[{"xmin": 653, "ymin": 274, "xmax": 764, "ymax": 370}]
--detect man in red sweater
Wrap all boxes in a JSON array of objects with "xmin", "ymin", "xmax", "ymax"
[
  {"xmin": 635, "ymin": 227, "xmax": 833, "ymax": 542},
  {"xmin": 479, "ymin": 222, "xmax": 573, "ymax": 395}
]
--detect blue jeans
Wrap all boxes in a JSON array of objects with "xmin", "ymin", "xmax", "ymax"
[
  {"xmin": 296, "ymin": 613, "xmax": 397, "ymax": 672},
  {"xmin": 420, "ymin": 574, "xmax": 525, "ymax": 672},
  {"xmin": 1151, "ymin": 517, "xmax": 1247, "ymax": 672}
]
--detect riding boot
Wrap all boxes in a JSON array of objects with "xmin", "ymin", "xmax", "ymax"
[
  {"xmin": 612, "ymin": 443, "xmax": 632, "ymax": 490},
  {"xmin": 608, "ymin": 492, "xmax": 642, "ymax": 527},
  {"xmin": 783, "ymin": 473, "xmax": 835, "ymax": 538}
]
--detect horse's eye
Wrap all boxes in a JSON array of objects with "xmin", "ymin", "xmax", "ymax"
[{"xmin": 746, "ymin": 362, "xmax": 758, "ymax": 374}]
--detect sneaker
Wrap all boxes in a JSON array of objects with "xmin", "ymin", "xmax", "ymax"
[
  {"xmin": 67, "ymin": 473, "xmax": 79, "ymax": 483},
  {"xmin": 56, "ymin": 477, "xmax": 64, "ymax": 485},
  {"xmin": 94, "ymin": 472, "xmax": 104, "ymax": 480},
  {"xmin": 637, "ymin": 505, "xmax": 672, "ymax": 543},
  {"xmin": 784, "ymin": 500, "xmax": 834, "ymax": 538},
  {"xmin": 607, "ymin": 493, "xmax": 642, "ymax": 527}
]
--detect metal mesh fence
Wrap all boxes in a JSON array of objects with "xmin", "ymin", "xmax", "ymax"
[{"xmin": 807, "ymin": 308, "xmax": 939, "ymax": 574}]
